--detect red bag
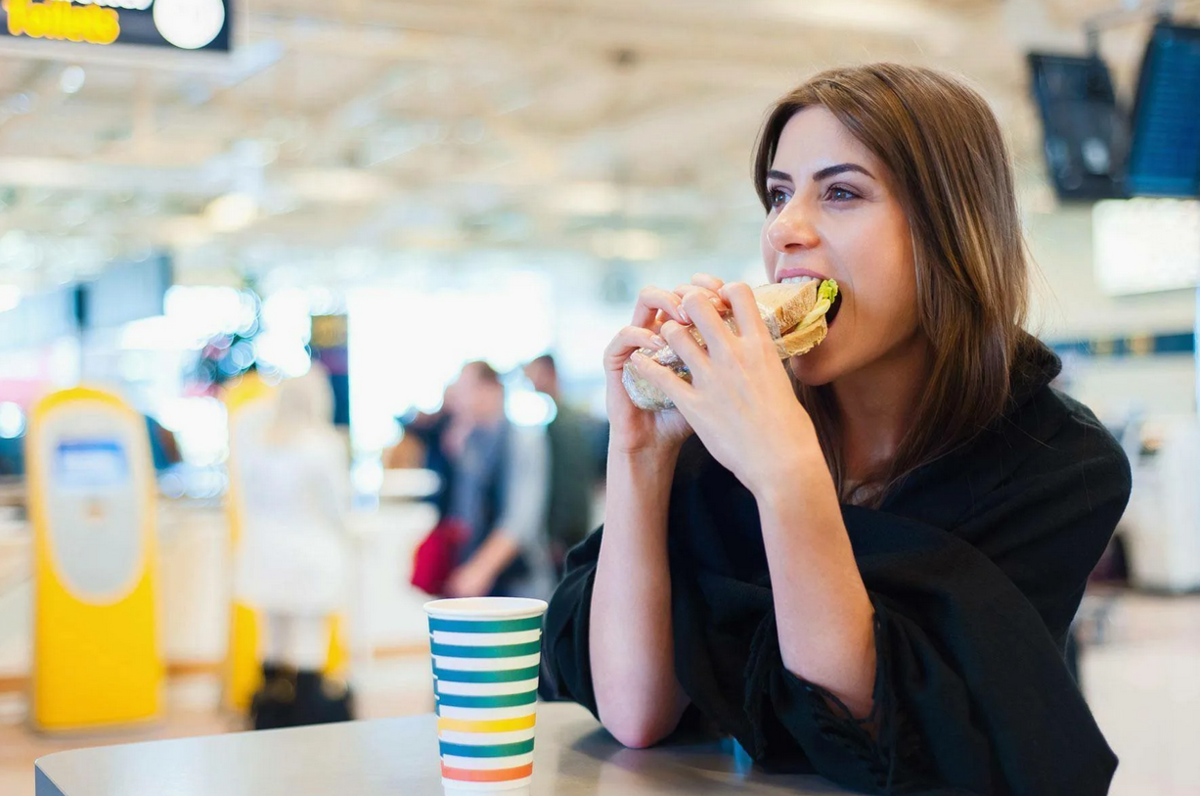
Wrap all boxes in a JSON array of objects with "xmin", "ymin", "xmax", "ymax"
[{"xmin": 411, "ymin": 518, "xmax": 467, "ymax": 596}]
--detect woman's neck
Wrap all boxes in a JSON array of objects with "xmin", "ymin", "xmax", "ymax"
[{"xmin": 831, "ymin": 333, "xmax": 933, "ymax": 486}]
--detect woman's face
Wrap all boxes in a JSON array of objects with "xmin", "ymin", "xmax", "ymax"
[{"xmin": 761, "ymin": 106, "xmax": 921, "ymax": 387}]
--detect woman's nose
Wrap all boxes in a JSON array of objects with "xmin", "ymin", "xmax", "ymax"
[{"xmin": 766, "ymin": 202, "xmax": 820, "ymax": 253}]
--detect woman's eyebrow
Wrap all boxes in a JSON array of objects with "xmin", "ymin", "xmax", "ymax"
[
  {"xmin": 812, "ymin": 163, "xmax": 874, "ymax": 181},
  {"xmin": 766, "ymin": 169, "xmax": 793, "ymax": 183}
]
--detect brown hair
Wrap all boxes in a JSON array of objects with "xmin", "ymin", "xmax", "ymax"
[{"xmin": 753, "ymin": 63, "xmax": 1031, "ymax": 506}]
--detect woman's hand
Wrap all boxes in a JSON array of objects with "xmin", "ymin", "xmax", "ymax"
[
  {"xmin": 629, "ymin": 281, "xmax": 821, "ymax": 499},
  {"xmin": 604, "ymin": 284, "xmax": 698, "ymax": 457}
]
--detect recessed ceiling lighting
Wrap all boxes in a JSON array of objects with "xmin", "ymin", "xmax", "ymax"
[
  {"xmin": 0, "ymin": 285, "xmax": 20, "ymax": 313},
  {"xmin": 205, "ymin": 193, "xmax": 259, "ymax": 233},
  {"xmin": 59, "ymin": 66, "xmax": 86, "ymax": 95}
]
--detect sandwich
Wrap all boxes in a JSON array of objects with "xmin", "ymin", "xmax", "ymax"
[{"xmin": 622, "ymin": 279, "xmax": 839, "ymax": 411}]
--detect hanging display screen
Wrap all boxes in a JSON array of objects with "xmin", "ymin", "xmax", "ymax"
[{"xmin": 0, "ymin": 0, "xmax": 231, "ymax": 53}]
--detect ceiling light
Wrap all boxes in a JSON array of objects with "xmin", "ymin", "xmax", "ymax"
[
  {"xmin": 285, "ymin": 169, "xmax": 392, "ymax": 204},
  {"xmin": 5, "ymin": 93, "xmax": 33, "ymax": 115},
  {"xmin": 59, "ymin": 66, "xmax": 86, "ymax": 95},
  {"xmin": 0, "ymin": 402, "xmax": 25, "ymax": 439},
  {"xmin": 205, "ymin": 193, "xmax": 259, "ymax": 233},
  {"xmin": 162, "ymin": 215, "xmax": 213, "ymax": 247},
  {"xmin": 0, "ymin": 284, "xmax": 20, "ymax": 313},
  {"xmin": 153, "ymin": 0, "xmax": 226, "ymax": 50}
]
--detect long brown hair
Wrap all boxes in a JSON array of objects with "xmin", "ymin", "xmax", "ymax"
[{"xmin": 753, "ymin": 64, "xmax": 1031, "ymax": 506}]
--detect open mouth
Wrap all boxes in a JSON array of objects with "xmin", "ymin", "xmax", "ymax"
[
  {"xmin": 826, "ymin": 291, "xmax": 843, "ymax": 326},
  {"xmin": 778, "ymin": 273, "xmax": 843, "ymax": 328}
]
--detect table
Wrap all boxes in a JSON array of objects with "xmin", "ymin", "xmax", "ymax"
[{"xmin": 35, "ymin": 702, "xmax": 848, "ymax": 795}]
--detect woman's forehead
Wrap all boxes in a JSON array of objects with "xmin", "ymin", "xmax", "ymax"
[{"xmin": 771, "ymin": 107, "xmax": 880, "ymax": 176}]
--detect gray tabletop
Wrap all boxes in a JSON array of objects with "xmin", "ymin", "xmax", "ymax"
[{"xmin": 35, "ymin": 702, "xmax": 848, "ymax": 795}]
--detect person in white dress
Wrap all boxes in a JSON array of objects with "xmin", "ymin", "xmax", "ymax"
[{"xmin": 236, "ymin": 365, "xmax": 353, "ymax": 728}]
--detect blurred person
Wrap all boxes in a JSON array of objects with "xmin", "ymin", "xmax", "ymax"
[
  {"xmin": 524, "ymin": 354, "xmax": 598, "ymax": 576},
  {"xmin": 390, "ymin": 383, "xmax": 470, "ymax": 517},
  {"xmin": 381, "ymin": 426, "xmax": 425, "ymax": 471},
  {"xmin": 237, "ymin": 365, "xmax": 354, "ymax": 729},
  {"xmin": 442, "ymin": 361, "xmax": 554, "ymax": 600},
  {"xmin": 542, "ymin": 65, "xmax": 1131, "ymax": 795}
]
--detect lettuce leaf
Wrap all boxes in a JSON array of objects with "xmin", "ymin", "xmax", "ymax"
[{"xmin": 797, "ymin": 279, "xmax": 839, "ymax": 330}]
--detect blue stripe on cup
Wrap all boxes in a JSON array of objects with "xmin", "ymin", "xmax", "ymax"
[
  {"xmin": 440, "ymin": 739, "xmax": 536, "ymax": 759},
  {"xmin": 428, "ymin": 616, "xmax": 543, "ymax": 634},
  {"xmin": 436, "ymin": 690, "xmax": 538, "ymax": 709},
  {"xmin": 433, "ymin": 665, "xmax": 542, "ymax": 683},
  {"xmin": 430, "ymin": 641, "xmax": 541, "ymax": 658}
]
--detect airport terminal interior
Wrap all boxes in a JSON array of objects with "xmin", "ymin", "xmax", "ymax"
[{"xmin": 1, "ymin": 1, "xmax": 1200, "ymax": 795}]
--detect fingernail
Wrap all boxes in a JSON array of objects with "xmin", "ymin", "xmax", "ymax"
[
  {"xmin": 679, "ymin": 307, "xmax": 691, "ymax": 323},
  {"xmin": 651, "ymin": 335, "xmax": 667, "ymax": 349},
  {"xmin": 710, "ymin": 297, "xmax": 724, "ymax": 309}
]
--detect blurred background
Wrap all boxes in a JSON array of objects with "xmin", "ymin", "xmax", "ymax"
[{"xmin": 1, "ymin": 1, "xmax": 1199, "ymax": 794}]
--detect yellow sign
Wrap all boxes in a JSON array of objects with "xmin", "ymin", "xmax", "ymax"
[{"xmin": 3, "ymin": 0, "xmax": 120, "ymax": 45}]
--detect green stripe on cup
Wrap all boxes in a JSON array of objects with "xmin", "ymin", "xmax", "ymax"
[
  {"xmin": 434, "ymin": 665, "xmax": 541, "ymax": 683},
  {"xmin": 436, "ymin": 690, "xmax": 537, "ymax": 709},
  {"xmin": 428, "ymin": 616, "xmax": 543, "ymax": 634},
  {"xmin": 440, "ymin": 739, "xmax": 535, "ymax": 758},
  {"xmin": 431, "ymin": 641, "xmax": 541, "ymax": 658}
]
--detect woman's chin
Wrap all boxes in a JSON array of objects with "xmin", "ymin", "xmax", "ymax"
[{"xmin": 788, "ymin": 350, "xmax": 837, "ymax": 387}]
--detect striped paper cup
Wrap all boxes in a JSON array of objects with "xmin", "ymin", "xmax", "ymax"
[{"xmin": 425, "ymin": 597, "xmax": 548, "ymax": 791}]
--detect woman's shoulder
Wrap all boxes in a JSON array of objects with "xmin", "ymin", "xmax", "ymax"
[
  {"xmin": 885, "ymin": 342, "xmax": 1131, "ymax": 532},
  {"xmin": 996, "ymin": 336, "xmax": 1130, "ymax": 485},
  {"xmin": 1017, "ymin": 381, "xmax": 1131, "ymax": 487}
]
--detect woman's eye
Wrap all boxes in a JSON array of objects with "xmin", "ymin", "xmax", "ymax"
[
  {"xmin": 768, "ymin": 187, "xmax": 790, "ymax": 208},
  {"xmin": 825, "ymin": 185, "xmax": 860, "ymax": 202}
]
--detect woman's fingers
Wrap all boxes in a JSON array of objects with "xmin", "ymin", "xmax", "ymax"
[
  {"xmin": 659, "ymin": 319, "xmax": 708, "ymax": 376},
  {"xmin": 673, "ymin": 283, "xmax": 726, "ymax": 314},
  {"xmin": 679, "ymin": 290, "xmax": 735, "ymax": 361},
  {"xmin": 632, "ymin": 287, "xmax": 690, "ymax": 329},
  {"xmin": 604, "ymin": 326, "xmax": 667, "ymax": 371},
  {"xmin": 674, "ymin": 274, "xmax": 730, "ymax": 313},
  {"xmin": 721, "ymin": 282, "xmax": 771, "ymax": 345}
]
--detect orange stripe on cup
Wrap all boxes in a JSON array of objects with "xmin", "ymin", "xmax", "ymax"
[{"xmin": 441, "ymin": 762, "xmax": 535, "ymax": 782}]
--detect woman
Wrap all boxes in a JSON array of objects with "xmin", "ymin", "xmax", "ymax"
[
  {"xmin": 238, "ymin": 366, "xmax": 354, "ymax": 729},
  {"xmin": 542, "ymin": 64, "xmax": 1130, "ymax": 795}
]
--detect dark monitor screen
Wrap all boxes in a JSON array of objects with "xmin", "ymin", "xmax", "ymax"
[
  {"xmin": 1028, "ymin": 52, "xmax": 1127, "ymax": 201},
  {"xmin": 1128, "ymin": 22, "xmax": 1200, "ymax": 197}
]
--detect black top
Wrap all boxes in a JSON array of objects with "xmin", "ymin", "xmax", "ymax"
[{"xmin": 541, "ymin": 340, "xmax": 1131, "ymax": 795}]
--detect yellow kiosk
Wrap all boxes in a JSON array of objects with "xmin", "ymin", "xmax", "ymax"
[
  {"xmin": 223, "ymin": 372, "xmax": 349, "ymax": 712},
  {"xmin": 26, "ymin": 386, "xmax": 161, "ymax": 732}
]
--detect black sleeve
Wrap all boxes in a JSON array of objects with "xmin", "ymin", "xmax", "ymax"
[{"xmin": 540, "ymin": 527, "xmax": 603, "ymax": 713}]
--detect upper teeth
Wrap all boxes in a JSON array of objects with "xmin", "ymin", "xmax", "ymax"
[{"xmin": 781, "ymin": 275, "xmax": 820, "ymax": 285}]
